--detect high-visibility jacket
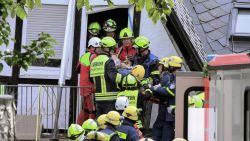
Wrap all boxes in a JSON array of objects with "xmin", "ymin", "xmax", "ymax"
[
  {"xmin": 90, "ymin": 54, "xmax": 122, "ymax": 101},
  {"xmin": 100, "ymin": 127, "xmax": 120, "ymax": 141},
  {"xmin": 117, "ymin": 119, "xmax": 140, "ymax": 141},
  {"xmin": 79, "ymin": 50, "xmax": 96, "ymax": 96},
  {"xmin": 75, "ymin": 134, "xmax": 85, "ymax": 141},
  {"xmin": 117, "ymin": 90, "xmax": 139, "ymax": 107}
]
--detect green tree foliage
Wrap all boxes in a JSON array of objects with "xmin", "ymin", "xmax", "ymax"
[
  {"xmin": 0, "ymin": 0, "xmax": 55, "ymax": 72},
  {"xmin": 1, "ymin": 33, "xmax": 56, "ymax": 71},
  {"xmin": 76, "ymin": 0, "xmax": 175, "ymax": 23}
]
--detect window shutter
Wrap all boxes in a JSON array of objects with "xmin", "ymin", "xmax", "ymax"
[{"xmin": 26, "ymin": 4, "xmax": 68, "ymax": 59}]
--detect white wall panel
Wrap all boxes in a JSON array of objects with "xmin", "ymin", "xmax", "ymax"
[{"xmin": 139, "ymin": 8, "xmax": 178, "ymax": 59}]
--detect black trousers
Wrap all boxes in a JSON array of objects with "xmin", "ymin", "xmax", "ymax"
[{"xmin": 95, "ymin": 101, "xmax": 116, "ymax": 117}]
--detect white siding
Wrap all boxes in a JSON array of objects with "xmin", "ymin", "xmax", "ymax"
[{"xmin": 139, "ymin": 8, "xmax": 179, "ymax": 59}]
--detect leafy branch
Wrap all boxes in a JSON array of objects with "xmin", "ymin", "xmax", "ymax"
[
  {"xmin": 0, "ymin": 32, "xmax": 56, "ymax": 72},
  {"xmin": 76, "ymin": 0, "xmax": 175, "ymax": 24}
]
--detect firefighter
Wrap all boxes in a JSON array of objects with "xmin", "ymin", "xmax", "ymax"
[
  {"xmin": 77, "ymin": 37, "xmax": 102, "ymax": 125},
  {"xmin": 117, "ymin": 106, "xmax": 140, "ymax": 141},
  {"xmin": 84, "ymin": 131, "xmax": 106, "ymax": 141},
  {"xmin": 68, "ymin": 124, "xmax": 85, "ymax": 141},
  {"xmin": 97, "ymin": 114, "xmax": 107, "ymax": 131},
  {"xmin": 133, "ymin": 36, "xmax": 160, "ymax": 133},
  {"xmin": 150, "ymin": 56, "xmax": 183, "ymax": 141},
  {"xmin": 103, "ymin": 19, "xmax": 117, "ymax": 40},
  {"xmin": 133, "ymin": 36, "xmax": 159, "ymax": 83},
  {"xmin": 82, "ymin": 119, "xmax": 98, "ymax": 135},
  {"xmin": 115, "ymin": 95, "xmax": 144, "ymax": 139},
  {"xmin": 116, "ymin": 28, "xmax": 136, "ymax": 65},
  {"xmin": 115, "ymin": 96, "xmax": 129, "ymax": 114},
  {"xmin": 90, "ymin": 37, "xmax": 124, "ymax": 117},
  {"xmin": 100, "ymin": 111, "xmax": 121, "ymax": 141},
  {"xmin": 88, "ymin": 22, "xmax": 101, "ymax": 39}
]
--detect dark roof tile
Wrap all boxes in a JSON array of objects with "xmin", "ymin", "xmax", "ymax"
[
  {"xmin": 218, "ymin": 37, "xmax": 228, "ymax": 46},
  {"xmin": 221, "ymin": 3, "xmax": 232, "ymax": 13},
  {"xmin": 207, "ymin": 30, "xmax": 224, "ymax": 40},
  {"xmin": 194, "ymin": 3, "xmax": 208, "ymax": 13},
  {"xmin": 207, "ymin": 36, "xmax": 215, "ymax": 43},
  {"xmin": 202, "ymin": 23, "xmax": 215, "ymax": 32},
  {"xmin": 202, "ymin": 0, "xmax": 220, "ymax": 10},
  {"xmin": 208, "ymin": 19, "xmax": 226, "ymax": 29},
  {"xmin": 219, "ymin": 14, "xmax": 230, "ymax": 23},
  {"xmin": 195, "ymin": 0, "xmax": 207, "ymax": 3},
  {"xmin": 218, "ymin": 25, "xmax": 228, "ymax": 34},
  {"xmin": 198, "ymin": 12, "xmax": 215, "ymax": 22},
  {"xmin": 209, "ymin": 7, "xmax": 227, "ymax": 17},
  {"xmin": 214, "ymin": 0, "xmax": 232, "ymax": 5},
  {"xmin": 214, "ymin": 47, "xmax": 232, "ymax": 54},
  {"xmin": 210, "ymin": 41, "xmax": 224, "ymax": 50}
]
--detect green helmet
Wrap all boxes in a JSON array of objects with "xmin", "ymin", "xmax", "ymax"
[
  {"xmin": 134, "ymin": 36, "xmax": 150, "ymax": 49},
  {"xmin": 103, "ymin": 19, "xmax": 117, "ymax": 32},
  {"xmin": 82, "ymin": 119, "xmax": 98, "ymax": 132},
  {"xmin": 101, "ymin": 37, "xmax": 117, "ymax": 48},
  {"xmin": 88, "ymin": 22, "xmax": 101, "ymax": 35},
  {"xmin": 122, "ymin": 74, "xmax": 138, "ymax": 89},
  {"xmin": 119, "ymin": 28, "xmax": 134, "ymax": 39},
  {"xmin": 67, "ymin": 124, "xmax": 84, "ymax": 140}
]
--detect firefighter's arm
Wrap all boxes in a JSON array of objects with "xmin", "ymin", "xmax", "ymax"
[
  {"xmin": 149, "ymin": 59, "xmax": 160, "ymax": 85},
  {"xmin": 105, "ymin": 59, "xmax": 124, "ymax": 87}
]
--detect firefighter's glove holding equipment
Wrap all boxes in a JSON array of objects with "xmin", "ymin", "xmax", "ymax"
[{"xmin": 167, "ymin": 105, "xmax": 176, "ymax": 115}]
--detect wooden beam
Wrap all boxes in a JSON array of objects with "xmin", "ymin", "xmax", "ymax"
[{"xmin": 133, "ymin": 8, "xmax": 141, "ymax": 37}]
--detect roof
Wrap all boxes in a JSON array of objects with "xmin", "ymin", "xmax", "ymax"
[
  {"xmin": 173, "ymin": 0, "xmax": 207, "ymax": 63},
  {"xmin": 208, "ymin": 53, "xmax": 250, "ymax": 69},
  {"xmin": 184, "ymin": 0, "xmax": 233, "ymax": 54}
]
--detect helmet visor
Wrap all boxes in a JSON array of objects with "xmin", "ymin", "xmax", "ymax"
[{"xmin": 88, "ymin": 29, "xmax": 99, "ymax": 35}]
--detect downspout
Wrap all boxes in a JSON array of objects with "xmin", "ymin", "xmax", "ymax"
[{"xmin": 53, "ymin": 0, "xmax": 75, "ymax": 139}]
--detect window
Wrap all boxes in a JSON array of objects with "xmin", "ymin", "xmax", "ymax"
[
  {"xmin": 20, "ymin": 1, "xmax": 73, "ymax": 79},
  {"xmin": 230, "ymin": 3, "xmax": 250, "ymax": 53},
  {"xmin": 235, "ymin": 9, "xmax": 250, "ymax": 33},
  {"xmin": 25, "ymin": 4, "xmax": 68, "ymax": 67}
]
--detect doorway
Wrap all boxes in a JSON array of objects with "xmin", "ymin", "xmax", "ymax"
[{"xmin": 87, "ymin": 8, "xmax": 129, "ymax": 45}]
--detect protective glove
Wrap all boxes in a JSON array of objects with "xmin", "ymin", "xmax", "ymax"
[
  {"xmin": 167, "ymin": 105, "xmax": 176, "ymax": 115},
  {"xmin": 152, "ymin": 84, "xmax": 161, "ymax": 90}
]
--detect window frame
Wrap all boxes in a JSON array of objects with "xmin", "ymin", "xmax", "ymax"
[
  {"xmin": 231, "ymin": 3, "xmax": 250, "ymax": 38},
  {"xmin": 20, "ymin": 1, "xmax": 73, "ymax": 79}
]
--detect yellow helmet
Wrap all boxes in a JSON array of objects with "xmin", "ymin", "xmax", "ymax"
[
  {"xmin": 159, "ymin": 57, "xmax": 169, "ymax": 68},
  {"xmin": 67, "ymin": 124, "xmax": 84, "ymax": 140},
  {"xmin": 172, "ymin": 138, "xmax": 187, "ymax": 141},
  {"xmin": 82, "ymin": 119, "xmax": 98, "ymax": 132},
  {"xmin": 85, "ymin": 131, "xmax": 106, "ymax": 141},
  {"xmin": 131, "ymin": 65, "xmax": 145, "ymax": 81},
  {"xmin": 97, "ymin": 114, "xmax": 107, "ymax": 130},
  {"xmin": 168, "ymin": 56, "xmax": 183, "ymax": 68},
  {"xmin": 105, "ymin": 111, "xmax": 121, "ymax": 126},
  {"xmin": 122, "ymin": 106, "xmax": 139, "ymax": 121},
  {"xmin": 139, "ymin": 138, "xmax": 154, "ymax": 141}
]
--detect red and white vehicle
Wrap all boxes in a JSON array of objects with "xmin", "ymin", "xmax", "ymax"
[{"xmin": 175, "ymin": 53, "xmax": 250, "ymax": 141}]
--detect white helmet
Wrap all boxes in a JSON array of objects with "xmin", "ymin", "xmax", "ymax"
[
  {"xmin": 115, "ymin": 96, "xmax": 129, "ymax": 111},
  {"xmin": 88, "ymin": 37, "xmax": 101, "ymax": 48}
]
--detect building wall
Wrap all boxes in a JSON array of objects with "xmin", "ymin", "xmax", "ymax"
[{"xmin": 139, "ymin": 8, "xmax": 179, "ymax": 59}]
